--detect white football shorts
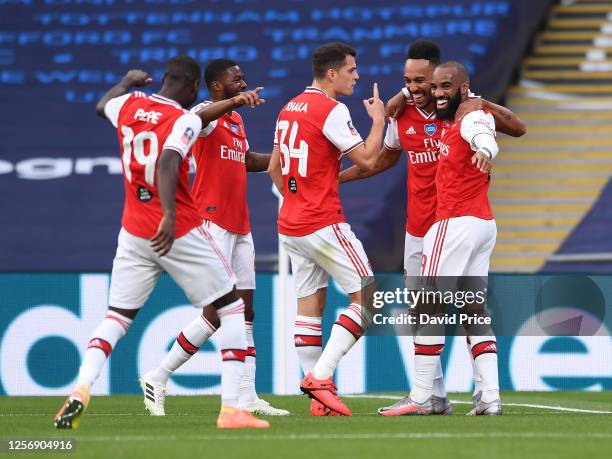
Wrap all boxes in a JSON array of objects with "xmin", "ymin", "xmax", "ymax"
[
  {"xmin": 421, "ymin": 216, "xmax": 497, "ymax": 277},
  {"xmin": 109, "ymin": 225, "xmax": 236, "ymax": 310},
  {"xmin": 279, "ymin": 222, "xmax": 373, "ymax": 298},
  {"xmin": 404, "ymin": 231, "xmax": 424, "ymax": 288},
  {"xmin": 204, "ymin": 220, "xmax": 256, "ymax": 290}
]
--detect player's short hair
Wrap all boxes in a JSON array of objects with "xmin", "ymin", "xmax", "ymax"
[
  {"xmin": 164, "ymin": 55, "xmax": 202, "ymax": 86},
  {"xmin": 312, "ymin": 42, "xmax": 357, "ymax": 80},
  {"xmin": 204, "ymin": 59, "xmax": 239, "ymax": 90},
  {"xmin": 407, "ymin": 39, "xmax": 441, "ymax": 65},
  {"xmin": 437, "ymin": 60, "xmax": 470, "ymax": 82}
]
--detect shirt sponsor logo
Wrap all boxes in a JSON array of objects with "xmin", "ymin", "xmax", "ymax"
[
  {"xmin": 408, "ymin": 150, "xmax": 440, "ymax": 165},
  {"xmin": 424, "ymin": 123, "xmax": 437, "ymax": 136},
  {"xmin": 220, "ymin": 145, "xmax": 245, "ymax": 163}
]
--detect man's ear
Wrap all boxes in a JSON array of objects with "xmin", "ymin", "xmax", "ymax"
[
  {"xmin": 210, "ymin": 80, "xmax": 223, "ymax": 92},
  {"xmin": 461, "ymin": 81, "xmax": 470, "ymax": 97},
  {"xmin": 326, "ymin": 68, "xmax": 337, "ymax": 82},
  {"xmin": 192, "ymin": 79, "xmax": 200, "ymax": 95}
]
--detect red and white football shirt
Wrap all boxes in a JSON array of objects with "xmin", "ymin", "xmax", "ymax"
[
  {"xmin": 274, "ymin": 87, "xmax": 364, "ymax": 236},
  {"xmin": 104, "ymin": 92, "xmax": 202, "ymax": 239},
  {"xmin": 190, "ymin": 102, "xmax": 250, "ymax": 235},
  {"xmin": 384, "ymin": 102, "xmax": 443, "ymax": 237},
  {"xmin": 435, "ymin": 110, "xmax": 496, "ymax": 221}
]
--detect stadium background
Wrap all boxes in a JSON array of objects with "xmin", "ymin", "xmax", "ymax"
[{"xmin": 1, "ymin": 0, "xmax": 611, "ymax": 396}]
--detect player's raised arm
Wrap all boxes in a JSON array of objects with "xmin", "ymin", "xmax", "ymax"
[
  {"xmin": 339, "ymin": 146, "xmax": 402, "ymax": 184},
  {"xmin": 455, "ymin": 97, "xmax": 526, "ymax": 138},
  {"xmin": 267, "ymin": 146, "xmax": 283, "ymax": 196},
  {"xmin": 246, "ymin": 151, "xmax": 271, "ymax": 172},
  {"xmin": 481, "ymin": 99, "xmax": 526, "ymax": 137},
  {"xmin": 340, "ymin": 111, "xmax": 404, "ymax": 183},
  {"xmin": 193, "ymin": 87, "xmax": 266, "ymax": 126},
  {"xmin": 95, "ymin": 70, "xmax": 152, "ymax": 118},
  {"xmin": 346, "ymin": 82, "xmax": 386, "ymax": 171}
]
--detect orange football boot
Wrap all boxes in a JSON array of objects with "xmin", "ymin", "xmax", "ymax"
[
  {"xmin": 216, "ymin": 405, "xmax": 270, "ymax": 429},
  {"xmin": 300, "ymin": 373, "xmax": 351, "ymax": 416},
  {"xmin": 310, "ymin": 399, "xmax": 340, "ymax": 416},
  {"xmin": 53, "ymin": 384, "xmax": 90, "ymax": 429}
]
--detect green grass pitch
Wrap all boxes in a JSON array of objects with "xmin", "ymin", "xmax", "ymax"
[{"xmin": 1, "ymin": 392, "xmax": 611, "ymax": 458}]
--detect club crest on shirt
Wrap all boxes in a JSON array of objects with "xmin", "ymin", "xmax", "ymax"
[
  {"xmin": 181, "ymin": 127, "xmax": 194, "ymax": 145},
  {"xmin": 347, "ymin": 120, "xmax": 358, "ymax": 136},
  {"xmin": 424, "ymin": 123, "xmax": 437, "ymax": 136}
]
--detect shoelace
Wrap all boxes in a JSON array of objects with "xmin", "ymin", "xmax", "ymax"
[
  {"xmin": 321, "ymin": 382, "xmax": 338, "ymax": 396},
  {"xmin": 391, "ymin": 396, "xmax": 412, "ymax": 408}
]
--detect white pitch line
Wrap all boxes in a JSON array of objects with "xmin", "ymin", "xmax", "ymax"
[
  {"xmin": 3, "ymin": 396, "xmax": 610, "ymax": 417},
  {"xmin": 500, "ymin": 403, "xmax": 612, "ymax": 414},
  {"xmin": 346, "ymin": 395, "xmax": 612, "ymax": 414},
  {"xmin": 69, "ymin": 432, "xmax": 612, "ymax": 442}
]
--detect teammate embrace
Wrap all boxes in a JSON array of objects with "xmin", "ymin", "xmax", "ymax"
[
  {"xmin": 54, "ymin": 39, "xmax": 524, "ymax": 428},
  {"xmin": 270, "ymin": 40, "xmax": 524, "ymax": 416}
]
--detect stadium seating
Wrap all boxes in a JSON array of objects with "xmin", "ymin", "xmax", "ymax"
[{"xmin": 490, "ymin": 0, "xmax": 612, "ymax": 272}]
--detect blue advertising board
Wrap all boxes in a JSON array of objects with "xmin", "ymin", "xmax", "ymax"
[{"xmin": 1, "ymin": 273, "xmax": 610, "ymax": 395}]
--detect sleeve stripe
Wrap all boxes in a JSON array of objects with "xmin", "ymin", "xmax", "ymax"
[
  {"xmin": 383, "ymin": 142, "xmax": 402, "ymax": 151},
  {"xmin": 342, "ymin": 141, "xmax": 365, "ymax": 155},
  {"xmin": 162, "ymin": 146, "xmax": 186, "ymax": 157},
  {"xmin": 470, "ymin": 131, "xmax": 495, "ymax": 145}
]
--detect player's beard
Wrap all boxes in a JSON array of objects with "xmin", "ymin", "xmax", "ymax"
[{"xmin": 434, "ymin": 88, "xmax": 462, "ymax": 120}]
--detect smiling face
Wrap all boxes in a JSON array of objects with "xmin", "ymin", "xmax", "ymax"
[
  {"xmin": 331, "ymin": 54, "xmax": 359, "ymax": 97},
  {"xmin": 216, "ymin": 65, "xmax": 247, "ymax": 100},
  {"xmin": 404, "ymin": 58, "xmax": 435, "ymax": 110},
  {"xmin": 431, "ymin": 65, "xmax": 468, "ymax": 120}
]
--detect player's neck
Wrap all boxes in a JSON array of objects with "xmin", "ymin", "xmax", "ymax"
[
  {"xmin": 157, "ymin": 89, "xmax": 179, "ymax": 103},
  {"xmin": 310, "ymin": 80, "xmax": 337, "ymax": 99},
  {"xmin": 421, "ymin": 103, "xmax": 435, "ymax": 116},
  {"xmin": 211, "ymin": 92, "xmax": 224, "ymax": 103},
  {"xmin": 210, "ymin": 94, "xmax": 234, "ymax": 114}
]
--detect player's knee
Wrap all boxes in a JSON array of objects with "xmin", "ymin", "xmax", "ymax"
[
  {"xmin": 348, "ymin": 291, "xmax": 362, "ymax": 306},
  {"xmin": 109, "ymin": 306, "xmax": 139, "ymax": 321},
  {"xmin": 211, "ymin": 287, "xmax": 241, "ymax": 309},
  {"xmin": 202, "ymin": 305, "xmax": 221, "ymax": 329}
]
